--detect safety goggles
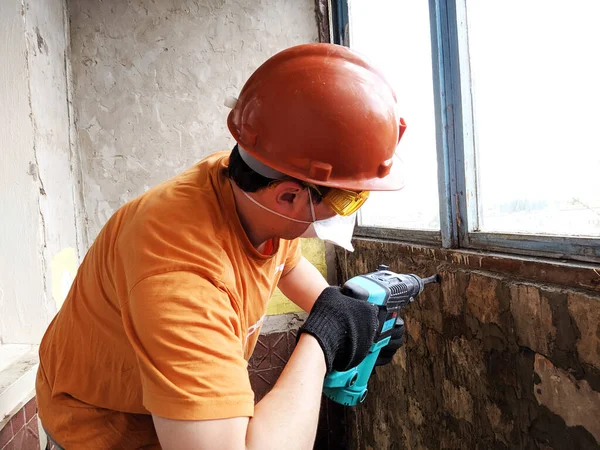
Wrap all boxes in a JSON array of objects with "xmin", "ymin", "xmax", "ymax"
[{"xmin": 306, "ymin": 183, "xmax": 370, "ymax": 216}]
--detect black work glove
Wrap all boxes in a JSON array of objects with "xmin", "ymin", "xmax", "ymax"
[
  {"xmin": 375, "ymin": 318, "xmax": 405, "ymax": 366},
  {"xmin": 298, "ymin": 287, "xmax": 379, "ymax": 374}
]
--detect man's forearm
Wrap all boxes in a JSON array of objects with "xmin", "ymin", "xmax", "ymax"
[
  {"xmin": 246, "ymin": 334, "xmax": 326, "ymax": 450},
  {"xmin": 278, "ymin": 257, "xmax": 329, "ymax": 312}
]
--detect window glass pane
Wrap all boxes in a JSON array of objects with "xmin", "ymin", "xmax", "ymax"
[
  {"xmin": 467, "ymin": 1, "xmax": 600, "ymax": 237},
  {"xmin": 349, "ymin": 0, "xmax": 440, "ymax": 230}
]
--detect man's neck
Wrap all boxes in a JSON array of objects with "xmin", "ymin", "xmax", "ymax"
[{"xmin": 230, "ymin": 181, "xmax": 274, "ymax": 249}]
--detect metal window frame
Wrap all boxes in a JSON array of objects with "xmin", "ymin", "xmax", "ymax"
[
  {"xmin": 342, "ymin": 0, "xmax": 600, "ymax": 264},
  {"xmin": 330, "ymin": 0, "xmax": 349, "ymax": 46}
]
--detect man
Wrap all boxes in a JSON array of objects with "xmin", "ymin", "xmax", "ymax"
[{"xmin": 37, "ymin": 43, "xmax": 407, "ymax": 449}]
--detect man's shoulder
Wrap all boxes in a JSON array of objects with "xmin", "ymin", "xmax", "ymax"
[
  {"xmin": 112, "ymin": 152, "xmax": 235, "ymax": 287},
  {"xmin": 129, "ymin": 151, "xmax": 231, "ymax": 226}
]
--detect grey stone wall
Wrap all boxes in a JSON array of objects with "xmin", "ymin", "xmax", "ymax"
[{"xmin": 68, "ymin": 0, "xmax": 318, "ymax": 244}]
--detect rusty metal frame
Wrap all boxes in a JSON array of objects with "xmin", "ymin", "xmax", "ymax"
[{"xmin": 314, "ymin": 0, "xmax": 331, "ymax": 43}]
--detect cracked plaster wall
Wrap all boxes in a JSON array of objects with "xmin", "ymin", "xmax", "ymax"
[
  {"xmin": 68, "ymin": 0, "xmax": 319, "ymax": 244},
  {"xmin": 0, "ymin": 0, "xmax": 80, "ymax": 344}
]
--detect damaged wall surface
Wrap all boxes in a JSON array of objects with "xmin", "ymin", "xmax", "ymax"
[
  {"xmin": 0, "ymin": 0, "xmax": 79, "ymax": 344},
  {"xmin": 336, "ymin": 240, "xmax": 600, "ymax": 449},
  {"xmin": 68, "ymin": 0, "xmax": 319, "ymax": 244}
]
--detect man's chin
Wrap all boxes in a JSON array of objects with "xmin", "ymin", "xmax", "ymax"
[{"xmin": 278, "ymin": 228, "xmax": 311, "ymax": 241}]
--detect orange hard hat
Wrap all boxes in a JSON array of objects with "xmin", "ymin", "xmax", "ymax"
[{"xmin": 227, "ymin": 43, "xmax": 406, "ymax": 191}]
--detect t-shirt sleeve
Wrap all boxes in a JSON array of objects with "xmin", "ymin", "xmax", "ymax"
[
  {"xmin": 282, "ymin": 238, "xmax": 302, "ymax": 276},
  {"xmin": 123, "ymin": 271, "xmax": 254, "ymax": 421}
]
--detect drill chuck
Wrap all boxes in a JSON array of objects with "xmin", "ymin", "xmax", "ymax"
[{"xmin": 422, "ymin": 274, "xmax": 441, "ymax": 285}]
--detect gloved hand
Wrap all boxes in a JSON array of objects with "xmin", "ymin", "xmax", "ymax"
[
  {"xmin": 375, "ymin": 318, "xmax": 405, "ymax": 366},
  {"xmin": 298, "ymin": 287, "xmax": 379, "ymax": 374}
]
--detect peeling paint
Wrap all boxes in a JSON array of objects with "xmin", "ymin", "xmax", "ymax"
[
  {"xmin": 442, "ymin": 379, "xmax": 474, "ymax": 424},
  {"xmin": 338, "ymin": 239, "xmax": 600, "ymax": 449},
  {"xmin": 26, "ymin": 0, "xmax": 81, "ymax": 319},
  {"xmin": 50, "ymin": 248, "xmax": 77, "ymax": 311},
  {"xmin": 0, "ymin": 0, "xmax": 47, "ymax": 344},
  {"xmin": 1, "ymin": 0, "xmax": 79, "ymax": 344},
  {"xmin": 35, "ymin": 26, "xmax": 48, "ymax": 54},
  {"xmin": 534, "ymin": 353, "xmax": 600, "ymax": 442}
]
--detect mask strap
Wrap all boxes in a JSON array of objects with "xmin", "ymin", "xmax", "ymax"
[
  {"xmin": 307, "ymin": 188, "xmax": 317, "ymax": 222},
  {"xmin": 241, "ymin": 191, "xmax": 312, "ymax": 224}
]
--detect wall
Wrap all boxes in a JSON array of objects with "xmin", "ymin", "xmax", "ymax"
[
  {"xmin": 335, "ymin": 239, "xmax": 600, "ymax": 450},
  {"xmin": 2, "ymin": 0, "xmax": 321, "ymax": 445},
  {"xmin": 1, "ymin": 0, "xmax": 79, "ymax": 446},
  {"xmin": 68, "ymin": 0, "xmax": 319, "ymax": 244},
  {"xmin": 267, "ymin": 238, "xmax": 328, "ymax": 316},
  {"xmin": 0, "ymin": 0, "xmax": 79, "ymax": 345}
]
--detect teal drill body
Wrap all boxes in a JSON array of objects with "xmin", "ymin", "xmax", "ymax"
[{"xmin": 323, "ymin": 265, "xmax": 439, "ymax": 406}]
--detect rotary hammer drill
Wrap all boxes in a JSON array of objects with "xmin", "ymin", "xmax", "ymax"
[{"xmin": 323, "ymin": 265, "xmax": 440, "ymax": 406}]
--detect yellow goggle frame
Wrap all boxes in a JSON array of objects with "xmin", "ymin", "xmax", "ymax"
[{"xmin": 309, "ymin": 184, "xmax": 370, "ymax": 216}]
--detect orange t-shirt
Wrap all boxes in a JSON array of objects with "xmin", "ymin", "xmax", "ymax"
[{"xmin": 36, "ymin": 152, "xmax": 302, "ymax": 448}]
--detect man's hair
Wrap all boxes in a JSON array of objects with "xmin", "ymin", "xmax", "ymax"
[
  {"xmin": 226, "ymin": 144, "xmax": 325, "ymax": 201},
  {"xmin": 227, "ymin": 145, "xmax": 277, "ymax": 192}
]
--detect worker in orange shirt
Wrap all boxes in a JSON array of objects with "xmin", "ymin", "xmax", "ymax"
[{"xmin": 36, "ymin": 43, "xmax": 406, "ymax": 449}]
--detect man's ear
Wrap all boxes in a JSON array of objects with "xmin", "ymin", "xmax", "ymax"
[{"xmin": 273, "ymin": 181, "xmax": 305, "ymax": 208}]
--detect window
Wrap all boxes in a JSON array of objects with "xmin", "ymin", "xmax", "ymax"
[
  {"xmin": 466, "ymin": 0, "xmax": 600, "ymax": 238},
  {"xmin": 349, "ymin": 0, "xmax": 440, "ymax": 233},
  {"xmin": 337, "ymin": 0, "xmax": 600, "ymax": 262}
]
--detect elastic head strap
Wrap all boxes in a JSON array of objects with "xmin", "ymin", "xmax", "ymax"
[
  {"xmin": 241, "ymin": 190, "xmax": 312, "ymax": 224},
  {"xmin": 307, "ymin": 187, "xmax": 317, "ymax": 222}
]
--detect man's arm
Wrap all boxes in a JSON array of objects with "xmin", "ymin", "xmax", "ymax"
[
  {"xmin": 277, "ymin": 256, "xmax": 329, "ymax": 312},
  {"xmin": 153, "ymin": 333, "xmax": 326, "ymax": 450},
  {"xmin": 139, "ymin": 270, "xmax": 377, "ymax": 450}
]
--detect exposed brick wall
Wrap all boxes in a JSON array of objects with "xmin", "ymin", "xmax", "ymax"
[
  {"xmin": 0, "ymin": 398, "xmax": 40, "ymax": 450},
  {"xmin": 335, "ymin": 239, "xmax": 600, "ymax": 450}
]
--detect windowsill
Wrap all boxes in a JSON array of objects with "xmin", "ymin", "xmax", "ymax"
[
  {"xmin": 0, "ymin": 344, "xmax": 39, "ymax": 430},
  {"xmin": 350, "ymin": 237, "xmax": 599, "ymax": 292}
]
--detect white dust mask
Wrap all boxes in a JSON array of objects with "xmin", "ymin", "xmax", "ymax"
[
  {"xmin": 241, "ymin": 189, "xmax": 356, "ymax": 251},
  {"xmin": 300, "ymin": 189, "xmax": 356, "ymax": 251}
]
